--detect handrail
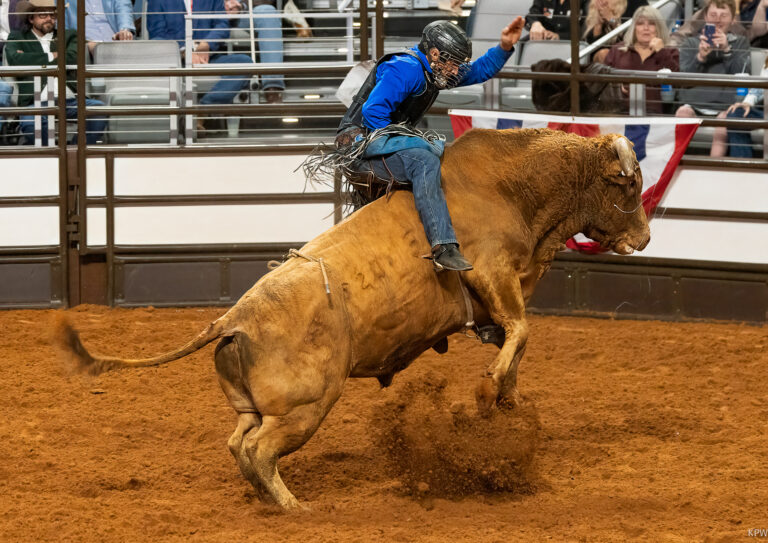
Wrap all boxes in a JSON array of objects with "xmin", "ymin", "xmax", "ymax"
[{"xmin": 82, "ymin": 62, "xmax": 355, "ymax": 77}]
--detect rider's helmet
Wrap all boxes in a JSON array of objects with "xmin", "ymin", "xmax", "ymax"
[{"xmin": 418, "ymin": 20, "xmax": 472, "ymax": 89}]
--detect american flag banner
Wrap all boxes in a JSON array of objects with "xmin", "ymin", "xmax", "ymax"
[{"xmin": 448, "ymin": 110, "xmax": 702, "ymax": 253}]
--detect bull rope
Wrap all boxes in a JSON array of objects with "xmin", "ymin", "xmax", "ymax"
[{"xmin": 268, "ymin": 249, "xmax": 331, "ymax": 298}]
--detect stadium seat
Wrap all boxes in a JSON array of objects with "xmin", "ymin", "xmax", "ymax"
[
  {"xmin": 468, "ymin": 0, "xmax": 531, "ymax": 40},
  {"xmin": 91, "ymin": 40, "xmax": 182, "ymax": 144},
  {"xmin": 657, "ymin": 0, "xmax": 683, "ymax": 29}
]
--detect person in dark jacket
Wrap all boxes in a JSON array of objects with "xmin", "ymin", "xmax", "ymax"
[
  {"xmin": 675, "ymin": 0, "xmax": 750, "ymax": 116},
  {"xmin": 526, "ymin": 0, "xmax": 587, "ymax": 41},
  {"xmin": 337, "ymin": 17, "xmax": 524, "ymax": 271},
  {"xmin": 147, "ymin": 0, "xmax": 252, "ymax": 106},
  {"xmin": 6, "ymin": 0, "xmax": 107, "ymax": 144}
]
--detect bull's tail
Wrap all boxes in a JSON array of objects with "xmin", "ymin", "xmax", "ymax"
[{"xmin": 53, "ymin": 313, "xmax": 229, "ymax": 376}]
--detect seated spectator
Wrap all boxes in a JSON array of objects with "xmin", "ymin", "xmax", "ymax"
[
  {"xmin": 1, "ymin": 0, "xmax": 24, "ymax": 56},
  {"xmin": 675, "ymin": 0, "xmax": 750, "ymax": 117},
  {"xmin": 525, "ymin": 0, "xmax": 588, "ymax": 41},
  {"xmin": 669, "ymin": 2, "xmax": 747, "ymax": 47},
  {"xmin": 223, "ymin": 0, "xmax": 284, "ymax": 103},
  {"xmin": 744, "ymin": 0, "xmax": 768, "ymax": 47},
  {"xmin": 6, "ymin": 0, "xmax": 106, "ymax": 144},
  {"xmin": 63, "ymin": 0, "xmax": 136, "ymax": 54},
  {"xmin": 711, "ymin": 56, "xmax": 767, "ymax": 157},
  {"xmin": 604, "ymin": 6, "xmax": 679, "ymax": 113},
  {"xmin": 583, "ymin": 0, "xmax": 627, "ymax": 63},
  {"xmin": 0, "ymin": 80, "xmax": 12, "ymax": 132},
  {"xmin": 147, "ymin": 0, "xmax": 252, "ymax": 113}
]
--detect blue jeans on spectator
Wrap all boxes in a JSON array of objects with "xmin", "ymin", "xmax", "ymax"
[
  {"xmin": 235, "ymin": 4, "xmax": 284, "ymax": 90},
  {"xmin": 199, "ymin": 53, "xmax": 253, "ymax": 104},
  {"xmin": 0, "ymin": 80, "xmax": 12, "ymax": 125},
  {"xmin": 19, "ymin": 98, "xmax": 107, "ymax": 145},
  {"xmin": 727, "ymin": 106, "xmax": 764, "ymax": 158},
  {"xmin": 363, "ymin": 147, "xmax": 458, "ymax": 247}
]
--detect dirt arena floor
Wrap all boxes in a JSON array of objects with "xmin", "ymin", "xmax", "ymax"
[{"xmin": 1, "ymin": 306, "xmax": 766, "ymax": 542}]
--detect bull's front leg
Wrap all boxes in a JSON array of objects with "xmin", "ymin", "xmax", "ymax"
[{"xmin": 465, "ymin": 256, "xmax": 528, "ymax": 416}]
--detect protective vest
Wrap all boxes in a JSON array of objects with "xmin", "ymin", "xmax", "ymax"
[{"xmin": 337, "ymin": 50, "xmax": 441, "ymax": 134}]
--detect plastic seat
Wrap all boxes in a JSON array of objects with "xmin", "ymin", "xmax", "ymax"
[{"xmin": 92, "ymin": 40, "xmax": 181, "ymax": 143}]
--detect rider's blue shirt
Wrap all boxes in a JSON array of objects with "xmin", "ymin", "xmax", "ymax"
[{"xmin": 361, "ymin": 44, "xmax": 514, "ymax": 131}]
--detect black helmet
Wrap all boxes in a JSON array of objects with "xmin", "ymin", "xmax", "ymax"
[{"xmin": 418, "ymin": 20, "xmax": 472, "ymax": 89}]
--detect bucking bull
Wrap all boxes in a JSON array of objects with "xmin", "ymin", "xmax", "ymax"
[{"xmin": 56, "ymin": 128, "xmax": 650, "ymax": 510}]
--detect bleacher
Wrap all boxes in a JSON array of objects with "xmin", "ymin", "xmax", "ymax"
[{"xmin": 0, "ymin": 0, "xmax": 766, "ymax": 156}]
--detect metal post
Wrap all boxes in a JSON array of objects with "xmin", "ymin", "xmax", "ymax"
[
  {"xmin": 247, "ymin": 0, "xmax": 257, "ymax": 63},
  {"xmin": 185, "ymin": 15, "xmax": 194, "ymax": 143},
  {"xmin": 359, "ymin": 0, "xmax": 369, "ymax": 60},
  {"xmin": 46, "ymin": 76, "xmax": 55, "ymax": 144},
  {"xmin": 375, "ymin": 0, "xmax": 384, "ymax": 58},
  {"xmin": 346, "ymin": 13, "xmax": 354, "ymax": 63},
  {"xmin": 33, "ymin": 77, "xmax": 41, "ymax": 147},
  {"xmin": 56, "ymin": 0, "xmax": 70, "ymax": 305},
  {"xmin": 569, "ymin": 0, "xmax": 580, "ymax": 115},
  {"xmin": 628, "ymin": 83, "xmax": 646, "ymax": 116}
]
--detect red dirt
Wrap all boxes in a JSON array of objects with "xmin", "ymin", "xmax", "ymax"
[{"xmin": 1, "ymin": 306, "xmax": 767, "ymax": 542}]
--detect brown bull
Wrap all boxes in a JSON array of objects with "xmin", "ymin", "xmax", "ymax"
[{"xmin": 56, "ymin": 128, "xmax": 650, "ymax": 510}]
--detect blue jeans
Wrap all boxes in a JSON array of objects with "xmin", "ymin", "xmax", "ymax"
[
  {"xmin": 19, "ymin": 98, "xmax": 107, "ymax": 145},
  {"xmin": 727, "ymin": 106, "xmax": 764, "ymax": 158},
  {"xmin": 363, "ymin": 147, "xmax": 458, "ymax": 247},
  {"xmin": 0, "ymin": 80, "xmax": 12, "ymax": 124},
  {"xmin": 235, "ymin": 4, "xmax": 284, "ymax": 90},
  {"xmin": 199, "ymin": 53, "xmax": 253, "ymax": 105}
]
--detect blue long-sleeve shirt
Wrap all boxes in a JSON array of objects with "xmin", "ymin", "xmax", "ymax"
[
  {"xmin": 147, "ymin": 0, "xmax": 229, "ymax": 51},
  {"xmin": 361, "ymin": 44, "xmax": 514, "ymax": 130}
]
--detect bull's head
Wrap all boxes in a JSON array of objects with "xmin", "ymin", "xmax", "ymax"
[{"xmin": 583, "ymin": 135, "xmax": 651, "ymax": 255}]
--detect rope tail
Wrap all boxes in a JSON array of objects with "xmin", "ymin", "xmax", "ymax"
[{"xmin": 53, "ymin": 313, "xmax": 229, "ymax": 376}]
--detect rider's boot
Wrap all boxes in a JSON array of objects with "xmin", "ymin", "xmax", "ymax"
[{"xmin": 431, "ymin": 243, "xmax": 473, "ymax": 272}]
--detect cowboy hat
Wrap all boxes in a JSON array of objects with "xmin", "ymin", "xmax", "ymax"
[{"xmin": 16, "ymin": 0, "xmax": 68, "ymax": 15}]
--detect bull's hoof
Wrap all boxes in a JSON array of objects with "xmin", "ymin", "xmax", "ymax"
[
  {"xmin": 474, "ymin": 379, "xmax": 497, "ymax": 418},
  {"xmin": 497, "ymin": 388, "xmax": 525, "ymax": 410}
]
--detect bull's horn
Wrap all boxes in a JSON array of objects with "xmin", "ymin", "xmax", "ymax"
[{"xmin": 612, "ymin": 137, "xmax": 635, "ymax": 178}]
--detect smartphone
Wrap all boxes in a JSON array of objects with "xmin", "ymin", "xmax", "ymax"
[{"xmin": 703, "ymin": 23, "xmax": 716, "ymax": 45}]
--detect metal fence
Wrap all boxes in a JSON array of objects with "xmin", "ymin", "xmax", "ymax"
[{"xmin": 0, "ymin": 0, "xmax": 766, "ymax": 319}]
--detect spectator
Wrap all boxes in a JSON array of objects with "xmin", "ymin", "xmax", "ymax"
[
  {"xmin": 526, "ymin": 0, "xmax": 588, "ymax": 41},
  {"xmin": 6, "ymin": 0, "xmax": 106, "ymax": 144},
  {"xmin": 147, "ymin": 0, "xmax": 252, "ymax": 111},
  {"xmin": 711, "ymin": 56, "xmax": 767, "ymax": 157},
  {"xmin": 63, "ymin": 0, "xmax": 136, "ymax": 54},
  {"xmin": 223, "ymin": 0, "xmax": 284, "ymax": 103},
  {"xmin": 583, "ymin": 0, "xmax": 627, "ymax": 62},
  {"xmin": 0, "ymin": 80, "xmax": 12, "ymax": 132},
  {"xmin": 745, "ymin": 0, "xmax": 768, "ymax": 47},
  {"xmin": 1, "ymin": 0, "xmax": 24, "ymax": 55},
  {"xmin": 604, "ymin": 5, "xmax": 679, "ymax": 113},
  {"xmin": 669, "ymin": 3, "xmax": 747, "ymax": 47},
  {"xmin": 675, "ymin": 0, "xmax": 750, "ymax": 117}
]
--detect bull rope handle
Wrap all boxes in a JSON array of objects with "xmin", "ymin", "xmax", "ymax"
[{"xmin": 268, "ymin": 249, "xmax": 331, "ymax": 298}]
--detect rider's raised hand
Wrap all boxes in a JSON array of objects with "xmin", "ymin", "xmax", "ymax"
[{"xmin": 500, "ymin": 16, "xmax": 525, "ymax": 51}]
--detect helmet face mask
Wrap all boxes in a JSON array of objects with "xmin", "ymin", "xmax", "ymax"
[
  {"xmin": 419, "ymin": 20, "xmax": 472, "ymax": 89},
  {"xmin": 428, "ymin": 49, "xmax": 470, "ymax": 89}
]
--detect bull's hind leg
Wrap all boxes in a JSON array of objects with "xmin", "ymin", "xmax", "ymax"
[
  {"xmin": 243, "ymin": 389, "xmax": 343, "ymax": 510},
  {"xmin": 215, "ymin": 337, "xmax": 269, "ymax": 498}
]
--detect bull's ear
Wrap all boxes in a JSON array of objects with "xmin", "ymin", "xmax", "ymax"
[{"xmin": 609, "ymin": 136, "xmax": 637, "ymax": 184}]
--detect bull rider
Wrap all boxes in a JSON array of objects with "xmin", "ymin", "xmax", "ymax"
[{"xmin": 335, "ymin": 17, "xmax": 525, "ymax": 271}]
